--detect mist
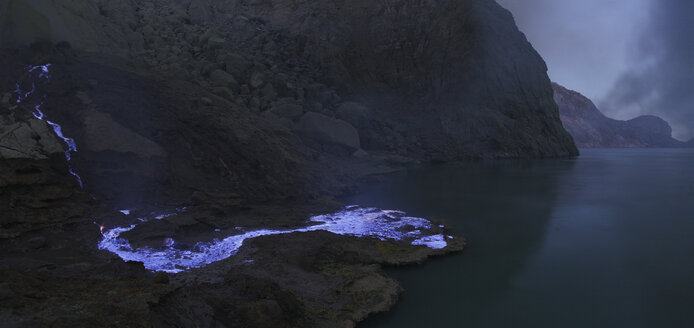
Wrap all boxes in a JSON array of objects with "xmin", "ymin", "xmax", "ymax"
[
  {"xmin": 495, "ymin": 0, "xmax": 650, "ymax": 105},
  {"xmin": 498, "ymin": 0, "xmax": 693, "ymax": 141},
  {"xmin": 599, "ymin": 0, "xmax": 694, "ymax": 141}
]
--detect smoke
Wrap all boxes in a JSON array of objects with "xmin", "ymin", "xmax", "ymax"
[
  {"xmin": 599, "ymin": 0, "xmax": 694, "ymax": 141},
  {"xmin": 495, "ymin": 0, "xmax": 650, "ymax": 106}
]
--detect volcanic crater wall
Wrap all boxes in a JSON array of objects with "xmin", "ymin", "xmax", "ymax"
[
  {"xmin": 1, "ymin": 0, "xmax": 578, "ymax": 206},
  {"xmin": 2, "ymin": 0, "xmax": 576, "ymax": 157}
]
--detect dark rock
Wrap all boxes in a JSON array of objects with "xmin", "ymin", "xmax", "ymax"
[
  {"xmin": 0, "ymin": 283, "xmax": 15, "ymax": 300},
  {"xmin": 153, "ymin": 271, "xmax": 169, "ymax": 284},
  {"xmin": 0, "ymin": 119, "xmax": 64, "ymax": 159},
  {"xmin": 261, "ymin": 83, "xmax": 277, "ymax": 101},
  {"xmin": 296, "ymin": 112, "xmax": 360, "ymax": 151},
  {"xmin": 336, "ymin": 102, "xmax": 373, "ymax": 128},
  {"xmin": 54, "ymin": 262, "xmax": 93, "ymax": 275},
  {"xmin": 206, "ymin": 36, "xmax": 226, "ymax": 50},
  {"xmin": 219, "ymin": 53, "xmax": 251, "ymax": 79},
  {"xmin": 209, "ymin": 69, "xmax": 239, "ymax": 92},
  {"xmin": 212, "ymin": 86, "xmax": 235, "ymax": 100},
  {"xmin": 200, "ymin": 97, "xmax": 213, "ymax": 106},
  {"xmin": 352, "ymin": 149, "xmax": 368, "ymax": 158},
  {"xmin": 269, "ymin": 99, "xmax": 304, "ymax": 120},
  {"xmin": 26, "ymin": 236, "xmax": 47, "ymax": 249},
  {"xmin": 304, "ymin": 83, "xmax": 333, "ymax": 106},
  {"xmin": 83, "ymin": 110, "xmax": 167, "ymax": 158},
  {"xmin": 250, "ymin": 72, "xmax": 265, "ymax": 89}
]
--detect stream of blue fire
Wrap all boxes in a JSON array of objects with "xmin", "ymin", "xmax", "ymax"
[
  {"xmin": 14, "ymin": 64, "xmax": 450, "ymax": 274},
  {"xmin": 100, "ymin": 206, "xmax": 451, "ymax": 273},
  {"xmin": 14, "ymin": 63, "xmax": 83, "ymax": 187}
]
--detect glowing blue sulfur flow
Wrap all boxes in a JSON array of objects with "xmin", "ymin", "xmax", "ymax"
[
  {"xmin": 14, "ymin": 64, "xmax": 83, "ymax": 187},
  {"xmin": 12, "ymin": 65, "xmax": 450, "ymax": 274},
  {"xmin": 99, "ymin": 206, "xmax": 450, "ymax": 273}
]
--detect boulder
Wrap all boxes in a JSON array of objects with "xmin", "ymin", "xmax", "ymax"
[
  {"xmin": 207, "ymin": 36, "xmax": 226, "ymax": 49},
  {"xmin": 296, "ymin": 112, "xmax": 360, "ymax": 150},
  {"xmin": 261, "ymin": 83, "xmax": 278, "ymax": 102},
  {"xmin": 250, "ymin": 72, "xmax": 265, "ymax": 89},
  {"xmin": 336, "ymin": 102, "xmax": 373, "ymax": 128},
  {"xmin": 212, "ymin": 86, "xmax": 235, "ymax": 100},
  {"xmin": 83, "ymin": 110, "xmax": 166, "ymax": 158},
  {"xmin": 219, "ymin": 53, "xmax": 251, "ymax": 79},
  {"xmin": 304, "ymin": 83, "xmax": 333, "ymax": 105},
  {"xmin": 269, "ymin": 99, "xmax": 304, "ymax": 120},
  {"xmin": 0, "ymin": 119, "xmax": 64, "ymax": 159},
  {"xmin": 209, "ymin": 69, "xmax": 239, "ymax": 91}
]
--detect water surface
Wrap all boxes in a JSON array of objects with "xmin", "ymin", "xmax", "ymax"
[{"xmin": 350, "ymin": 149, "xmax": 694, "ymax": 328}]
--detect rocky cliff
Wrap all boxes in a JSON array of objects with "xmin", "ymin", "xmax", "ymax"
[
  {"xmin": 1, "ymin": 1, "xmax": 574, "ymax": 326},
  {"xmin": 553, "ymin": 83, "xmax": 689, "ymax": 148},
  {"xmin": 2, "ymin": 0, "xmax": 577, "ymax": 161}
]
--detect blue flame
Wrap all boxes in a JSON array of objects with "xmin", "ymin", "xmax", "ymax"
[
  {"xmin": 99, "ymin": 207, "xmax": 450, "ymax": 273},
  {"xmin": 27, "ymin": 63, "xmax": 51, "ymax": 81},
  {"xmin": 14, "ymin": 82, "xmax": 34, "ymax": 103},
  {"xmin": 14, "ymin": 63, "xmax": 83, "ymax": 187},
  {"xmin": 13, "ymin": 64, "xmax": 452, "ymax": 274},
  {"xmin": 32, "ymin": 105, "xmax": 45, "ymax": 119}
]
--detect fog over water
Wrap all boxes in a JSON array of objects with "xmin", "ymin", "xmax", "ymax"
[{"xmin": 498, "ymin": 0, "xmax": 693, "ymax": 140}]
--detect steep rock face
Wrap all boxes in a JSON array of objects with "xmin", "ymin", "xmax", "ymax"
[
  {"xmin": 0, "ymin": 0, "xmax": 577, "ymax": 160},
  {"xmin": 187, "ymin": 0, "xmax": 578, "ymax": 158},
  {"xmin": 553, "ymin": 83, "xmax": 688, "ymax": 148},
  {"xmin": 0, "ymin": 0, "xmax": 143, "ymax": 55}
]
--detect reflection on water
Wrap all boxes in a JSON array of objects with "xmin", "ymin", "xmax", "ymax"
[{"xmin": 353, "ymin": 149, "xmax": 694, "ymax": 327}]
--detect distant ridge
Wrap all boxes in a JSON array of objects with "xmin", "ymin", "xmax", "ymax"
[{"xmin": 553, "ymin": 83, "xmax": 691, "ymax": 148}]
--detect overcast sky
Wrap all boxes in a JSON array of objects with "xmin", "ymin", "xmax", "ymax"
[{"xmin": 497, "ymin": 0, "xmax": 694, "ymax": 140}]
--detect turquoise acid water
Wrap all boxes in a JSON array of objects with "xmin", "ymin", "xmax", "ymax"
[{"xmin": 350, "ymin": 149, "xmax": 694, "ymax": 328}]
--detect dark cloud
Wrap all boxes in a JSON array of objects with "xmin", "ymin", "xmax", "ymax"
[
  {"xmin": 599, "ymin": 0, "xmax": 694, "ymax": 140},
  {"xmin": 496, "ymin": 0, "xmax": 649, "ymax": 105}
]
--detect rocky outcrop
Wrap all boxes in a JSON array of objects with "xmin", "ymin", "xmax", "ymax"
[
  {"xmin": 0, "ymin": 0, "xmax": 577, "ymax": 160},
  {"xmin": 553, "ymin": 83, "xmax": 689, "ymax": 148},
  {"xmin": 296, "ymin": 112, "xmax": 361, "ymax": 151},
  {"xmin": 1, "ymin": 0, "xmax": 579, "ymax": 327},
  {"xmin": 82, "ymin": 110, "xmax": 166, "ymax": 158},
  {"xmin": 0, "ymin": 118, "xmax": 63, "ymax": 159},
  {"xmin": 0, "ymin": 0, "xmax": 143, "ymax": 55}
]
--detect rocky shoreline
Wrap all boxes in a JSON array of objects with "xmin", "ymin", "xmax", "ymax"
[
  {"xmin": 0, "ymin": 188, "xmax": 464, "ymax": 327},
  {"xmin": 2, "ymin": 0, "xmax": 576, "ymax": 326},
  {"xmin": 0, "ymin": 48, "xmax": 465, "ymax": 327}
]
